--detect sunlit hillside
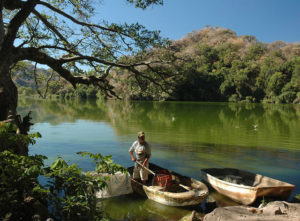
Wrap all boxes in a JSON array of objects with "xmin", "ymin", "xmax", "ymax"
[
  {"xmin": 14, "ymin": 27, "xmax": 300, "ymax": 104},
  {"xmin": 111, "ymin": 27, "xmax": 300, "ymax": 103}
]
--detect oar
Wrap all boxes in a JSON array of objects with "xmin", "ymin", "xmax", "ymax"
[
  {"xmin": 135, "ymin": 161, "xmax": 156, "ymax": 176},
  {"xmin": 135, "ymin": 161, "xmax": 161, "ymax": 186},
  {"xmin": 135, "ymin": 161, "xmax": 172, "ymax": 189}
]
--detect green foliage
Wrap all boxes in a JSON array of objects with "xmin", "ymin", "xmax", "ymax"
[
  {"xmin": 46, "ymin": 154, "xmax": 126, "ymax": 220},
  {"xmin": 0, "ymin": 122, "xmax": 41, "ymax": 153},
  {"xmin": 0, "ymin": 150, "xmax": 48, "ymax": 220},
  {"xmin": 2, "ymin": 0, "xmax": 170, "ymax": 114},
  {"xmin": 0, "ymin": 122, "xmax": 126, "ymax": 221},
  {"xmin": 113, "ymin": 28, "xmax": 300, "ymax": 103},
  {"xmin": 293, "ymin": 64, "xmax": 300, "ymax": 83},
  {"xmin": 86, "ymin": 86, "xmax": 98, "ymax": 98},
  {"xmin": 244, "ymin": 43, "xmax": 267, "ymax": 61},
  {"xmin": 18, "ymin": 77, "xmax": 102, "ymax": 100},
  {"xmin": 278, "ymin": 91, "xmax": 296, "ymax": 104},
  {"xmin": 228, "ymin": 94, "xmax": 240, "ymax": 103},
  {"xmin": 260, "ymin": 197, "xmax": 268, "ymax": 207},
  {"xmin": 13, "ymin": 25, "xmax": 300, "ymax": 104},
  {"xmin": 266, "ymin": 72, "xmax": 285, "ymax": 97},
  {"xmin": 292, "ymin": 194, "xmax": 300, "ymax": 203},
  {"xmin": 45, "ymin": 157, "xmax": 106, "ymax": 220},
  {"xmin": 18, "ymin": 86, "xmax": 35, "ymax": 96},
  {"xmin": 240, "ymin": 96, "xmax": 256, "ymax": 103},
  {"xmin": 75, "ymin": 86, "xmax": 88, "ymax": 99},
  {"xmin": 78, "ymin": 151, "xmax": 128, "ymax": 174},
  {"xmin": 96, "ymin": 90, "xmax": 105, "ymax": 100},
  {"xmin": 126, "ymin": 0, "xmax": 163, "ymax": 9}
]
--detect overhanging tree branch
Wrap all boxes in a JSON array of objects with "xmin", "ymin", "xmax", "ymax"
[
  {"xmin": 38, "ymin": 1, "xmax": 129, "ymax": 36},
  {"xmin": 13, "ymin": 47, "xmax": 118, "ymax": 96},
  {"xmin": 3, "ymin": 0, "xmax": 38, "ymax": 50},
  {"xmin": 0, "ymin": 1, "xmax": 4, "ymax": 46},
  {"xmin": 35, "ymin": 45, "xmax": 163, "ymax": 69},
  {"xmin": 128, "ymin": 66, "xmax": 169, "ymax": 93},
  {"xmin": 13, "ymin": 46, "xmax": 171, "ymax": 96},
  {"xmin": 33, "ymin": 62, "xmax": 55, "ymax": 99},
  {"xmin": 0, "ymin": 0, "xmax": 168, "ymax": 134},
  {"xmin": 3, "ymin": 0, "xmax": 25, "ymax": 10},
  {"xmin": 32, "ymin": 9, "xmax": 72, "ymax": 48}
]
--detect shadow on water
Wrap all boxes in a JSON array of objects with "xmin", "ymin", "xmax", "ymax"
[
  {"xmin": 98, "ymin": 190, "xmax": 244, "ymax": 220},
  {"xmin": 98, "ymin": 194, "xmax": 198, "ymax": 221}
]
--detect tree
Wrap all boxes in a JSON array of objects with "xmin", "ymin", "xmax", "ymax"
[{"xmin": 0, "ymin": 0, "xmax": 167, "ymax": 133}]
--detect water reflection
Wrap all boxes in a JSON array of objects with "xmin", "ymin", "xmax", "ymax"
[
  {"xmin": 18, "ymin": 98, "xmax": 300, "ymax": 219},
  {"xmin": 99, "ymin": 194, "xmax": 195, "ymax": 221},
  {"xmin": 18, "ymin": 98, "xmax": 300, "ymax": 149}
]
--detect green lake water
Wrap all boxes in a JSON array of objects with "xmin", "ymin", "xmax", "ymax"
[{"xmin": 18, "ymin": 98, "xmax": 300, "ymax": 220}]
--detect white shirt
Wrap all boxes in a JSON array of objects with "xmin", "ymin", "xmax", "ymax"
[{"xmin": 129, "ymin": 140, "xmax": 151, "ymax": 162}]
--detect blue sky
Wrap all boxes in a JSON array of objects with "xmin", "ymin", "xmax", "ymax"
[{"xmin": 96, "ymin": 0, "xmax": 300, "ymax": 43}]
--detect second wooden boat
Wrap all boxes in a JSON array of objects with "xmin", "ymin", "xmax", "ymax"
[
  {"xmin": 129, "ymin": 163, "xmax": 208, "ymax": 207},
  {"xmin": 200, "ymin": 168, "xmax": 295, "ymax": 205}
]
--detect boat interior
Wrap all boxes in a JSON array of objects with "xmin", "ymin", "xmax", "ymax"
[
  {"xmin": 128, "ymin": 163, "xmax": 203, "ymax": 192},
  {"xmin": 202, "ymin": 168, "xmax": 294, "ymax": 188}
]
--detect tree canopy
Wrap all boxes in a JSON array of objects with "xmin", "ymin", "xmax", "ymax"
[
  {"xmin": 110, "ymin": 27, "xmax": 300, "ymax": 103},
  {"xmin": 0, "ymin": 0, "xmax": 169, "ymax": 125}
]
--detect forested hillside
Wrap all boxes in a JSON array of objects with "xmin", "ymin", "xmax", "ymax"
[
  {"xmin": 111, "ymin": 27, "xmax": 300, "ymax": 103},
  {"xmin": 15, "ymin": 27, "xmax": 300, "ymax": 103}
]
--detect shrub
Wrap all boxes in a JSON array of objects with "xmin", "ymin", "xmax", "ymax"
[
  {"xmin": 266, "ymin": 72, "xmax": 285, "ymax": 96},
  {"xmin": 278, "ymin": 91, "xmax": 297, "ymax": 103},
  {"xmin": 0, "ymin": 151, "xmax": 48, "ymax": 220},
  {"xmin": 228, "ymin": 94, "xmax": 240, "ymax": 103},
  {"xmin": 241, "ymin": 96, "xmax": 256, "ymax": 103},
  {"xmin": 0, "ymin": 122, "xmax": 126, "ymax": 221},
  {"xmin": 0, "ymin": 122, "xmax": 41, "ymax": 154}
]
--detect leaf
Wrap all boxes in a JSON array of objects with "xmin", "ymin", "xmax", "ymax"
[{"xmin": 50, "ymin": 158, "xmax": 61, "ymax": 169}]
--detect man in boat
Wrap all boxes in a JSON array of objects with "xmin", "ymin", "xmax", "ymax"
[{"xmin": 129, "ymin": 131, "xmax": 151, "ymax": 185}]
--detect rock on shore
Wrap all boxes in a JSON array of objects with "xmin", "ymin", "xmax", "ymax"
[{"xmin": 203, "ymin": 201, "xmax": 300, "ymax": 221}]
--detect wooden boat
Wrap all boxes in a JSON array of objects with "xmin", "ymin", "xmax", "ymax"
[
  {"xmin": 200, "ymin": 168, "xmax": 295, "ymax": 205},
  {"xmin": 128, "ymin": 163, "xmax": 208, "ymax": 207}
]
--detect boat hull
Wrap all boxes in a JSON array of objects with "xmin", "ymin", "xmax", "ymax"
[
  {"xmin": 202, "ymin": 172, "xmax": 257, "ymax": 205},
  {"xmin": 143, "ymin": 179, "xmax": 208, "ymax": 206},
  {"xmin": 201, "ymin": 168, "xmax": 295, "ymax": 205},
  {"xmin": 129, "ymin": 163, "xmax": 208, "ymax": 206}
]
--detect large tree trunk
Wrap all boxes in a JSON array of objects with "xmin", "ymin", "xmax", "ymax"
[
  {"xmin": 0, "ymin": 1, "xmax": 17, "ymax": 122},
  {"xmin": 0, "ymin": 62, "xmax": 18, "ymax": 122},
  {"xmin": 0, "ymin": 61, "xmax": 29, "ymax": 155},
  {"xmin": 0, "ymin": 61, "xmax": 31, "ymax": 155},
  {"xmin": 0, "ymin": 2, "xmax": 34, "ymax": 155}
]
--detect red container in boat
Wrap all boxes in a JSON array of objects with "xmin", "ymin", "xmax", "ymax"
[{"xmin": 155, "ymin": 170, "xmax": 172, "ymax": 187}]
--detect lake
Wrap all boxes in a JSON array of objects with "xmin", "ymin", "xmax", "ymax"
[{"xmin": 18, "ymin": 98, "xmax": 300, "ymax": 220}]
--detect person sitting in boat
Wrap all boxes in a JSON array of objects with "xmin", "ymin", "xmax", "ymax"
[{"xmin": 129, "ymin": 131, "xmax": 151, "ymax": 185}]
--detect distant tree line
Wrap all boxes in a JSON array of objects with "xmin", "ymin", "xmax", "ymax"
[
  {"xmin": 15, "ymin": 27, "xmax": 300, "ymax": 104},
  {"xmin": 18, "ymin": 84, "xmax": 102, "ymax": 100},
  {"xmin": 111, "ymin": 27, "xmax": 300, "ymax": 103}
]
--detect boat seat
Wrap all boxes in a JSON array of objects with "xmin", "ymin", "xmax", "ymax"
[
  {"xmin": 218, "ymin": 175, "xmax": 243, "ymax": 184},
  {"xmin": 150, "ymin": 185, "xmax": 166, "ymax": 191}
]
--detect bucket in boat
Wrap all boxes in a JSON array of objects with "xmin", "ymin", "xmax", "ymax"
[{"xmin": 155, "ymin": 170, "xmax": 172, "ymax": 187}]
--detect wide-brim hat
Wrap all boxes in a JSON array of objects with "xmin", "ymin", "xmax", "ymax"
[{"xmin": 138, "ymin": 131, "xmax": 145, "ymax": 137}]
